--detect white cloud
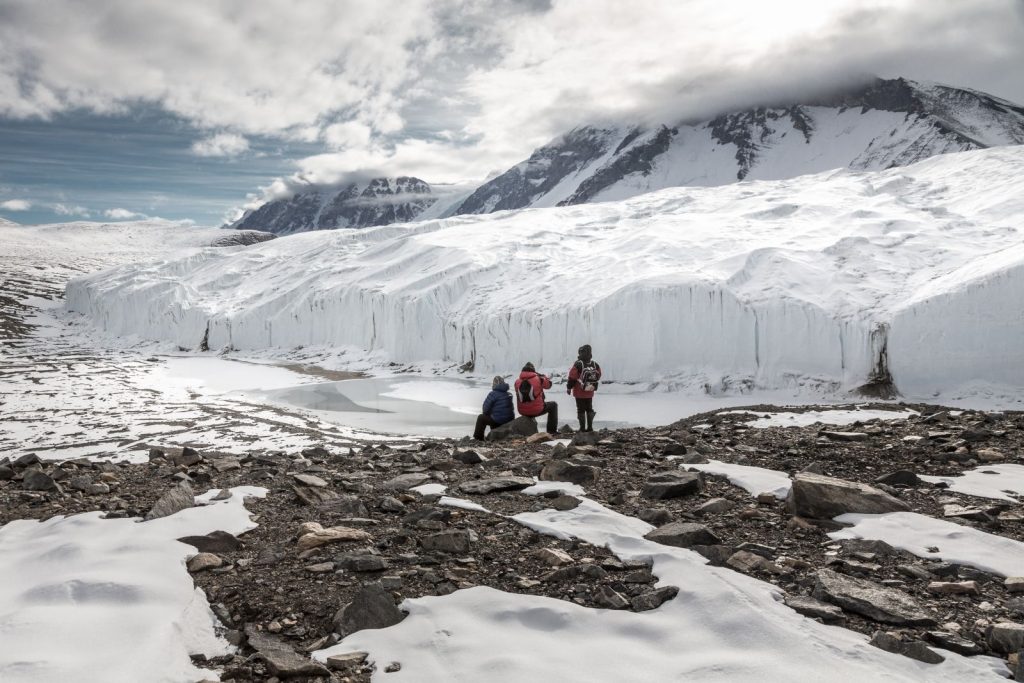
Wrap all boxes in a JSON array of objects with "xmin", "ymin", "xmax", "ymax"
[
  {"xmin": 190, "ymin": 132, "xmax": 250, "ymax": 158},
  {"xmin": 0, "ymin": 199, "xmax": 31, "ymax": 210},
  {"xmin": 103, "ymin": 208, "xmax": 145, "ymax": 219},
  {"xmin": 53, "ymin": 203, "xmax": 90, "ymax": 217}
]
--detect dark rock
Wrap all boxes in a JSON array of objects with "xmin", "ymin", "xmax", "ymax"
[
  {"xmin": 421, "ymin": 529, "xmax": 476, "ymax": 554},
  {"xmin": 292, "ymin": 473, "xmax": 329, "ymax": 488},
  {"xmin": 869, "ymin": 631, "xmax": 944, "ymax": 664},
  {"xmin": 549, "ymin": 495, "xmax": 581, "ymax": 511},
  {"xmin": 244, "ymin": 625, "xmax": 330, "ymax": 677},
  {"xmin": 630, "ymin": 586, "xmax": 679, "ymax": 611},
  {"xmin": 784, "ymin": 594, "xmax": 845, "ymax": 622},
  {"xmin": 458, "ymin": 477, "xmax": 534, "ymax": 495},
  {"xmin": 924, "ymin": 630, "xmax": 983, "ymax": 656},
  {"xmin": 177, "ymin": 530, "xmax": 242, "ymax": 554},
  {"xmin": 333, "ymin": 582, "xmax": 405, "ymax": 637},
  {"xmin": 695, "ymin": 498, "xmax": 734, "ymax": 515},
  {"xmin": 453, "ymin": 449, "xmax": 484, "ymax": 465},
  {"xmin": 22, "ymin": 469, "xmax": 57, "ymax": 491},
  {"xmin": 144, "ymin": 482, "xmax": 195, "ymax": 521},
  {"xmin": 539, "ymin": 460, "xmax": 598, "ymax": 485},
  {"xmin": 571, "ymin": 431, "xmax": 600, "ymax": 447},
  {"xmin": 641, "ymin": 472, "xmax": 703, "ymax": 500},
  {"xmin": 0, "ymin": 465, "xmax": 14, "ymax": 480},
  {"xmin": 820, "ymin": 431, "xmax": 869, "ymax": 442},
  {"xmin": 787, "ymin": 472, "xmax": 909, "ymax": 519},
  {"xmin": 594, "ymin": 585, "xmax": 629, "ymax": 609},
  {"xmin": 735, "ymin": 542, "xmax": 776, "ymax": 559},
  {"xmin": 874, "ymin": 470, "xmax": 922, "ymax": 487},
  {"xmin": 172, "ymin": 447, "xmax": 203, "ymax": 467},
  {"xmin": 644, "ymin": 522, "xmax": 720, "ymax": 548},
  {"xmin": 318, "ymin": 495, "xmax": 370, "ymax": 517},
  {"xmin": 292, "ymin": 483, "xmax": 340, "ymax": 506},
  {"xmin": 988, "ymin": 622, "xmax": 1024, "ymax": 655},
  {"xmin": 381, "ymin": 473, "xmax": 431, "ymax": 491},
  {"xmin": 487, "ymin": 416, "xmax": 538, "ymax": 441},
  {"xmin": 638, "ymin": 508, "xmax": 673, "ymax": 526},
  {"xmin": 325, "ymin": 651, "xmax": 368, "ymax": 672},
  {"xmin": 13, "ymin": 453, "xmax": 41, "ymax": 468},
  {"xmin": 690, "ymin": 544, "xmax": 734, "ymax": 566},
  {"xmin": 336, "ymin": 553, "xmax": 389, "ymax": 572},
  {"xmin": 812, "ymin": 569, "xmax": 936, "ymax": 626}
]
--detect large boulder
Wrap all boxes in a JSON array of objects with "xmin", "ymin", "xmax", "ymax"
[
  {"xmin": 787, "ymin": 472, "xmax": 909, "ymax": 519},
  {"xmin": 333, "ymin": 582, "xmax": 405, "ymax": 636},
  {"xmin": 539, "ymin": 460, "xmax": 598, "ymax": 485},
  {"xmin": 987, "ymin": 622, "xmax": 1024, "ymax": 655},
  {"xmin": 644, "ymin": 522, "xmax": 720, "ymax": 548},
  {"xmin": 144, "ymin": 482, "xmax": 195, "ymax": 521},
  {"xmin": 487, "ymin": 416, "xmax": 538, "ymax": 441},
  {"xmin": 812, "ymin": 569, "xmax": 936, "ymax": 626},
  {"xmin": 641, "ymin": 472, "xmax": 703, "ymax": 500},
  {"xmin": 245, "ymin": 625, "xmax": 329, "ymax": 677}
]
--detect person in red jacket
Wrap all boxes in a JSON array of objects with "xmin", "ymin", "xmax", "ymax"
[
  {"xmin": 514, "ymin": 361, "xmax": 558, "ymax": 434},
  {"xmin": 567, "ymin": 344, "xmax": 601, "ymax": 432}
]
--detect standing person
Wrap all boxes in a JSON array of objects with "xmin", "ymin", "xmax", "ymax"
[
  {"xmin": 514, "ymin": 362, "xmax": 558, "ymax": 434},
  {"xmin": 567, "ymin": 344, "xmax": 602, "ymax": 432},
  {"xmin": 474, "ymin": 375, "xmax": 514, "ymax": 440}
]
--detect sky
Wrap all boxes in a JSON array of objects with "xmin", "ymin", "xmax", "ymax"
[{"xmin": 0, "ymin": 0, "xmax": 1022, "ymax": 227}]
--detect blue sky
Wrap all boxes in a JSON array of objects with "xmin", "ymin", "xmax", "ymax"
[{"xmin": 1, "ymin": 0, "xmax": 1021, "ymax": 227}]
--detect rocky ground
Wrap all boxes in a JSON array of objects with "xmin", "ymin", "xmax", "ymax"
[{"xmin": 3, "ymin": 403, "xmax": 1024, "ymax": 681}]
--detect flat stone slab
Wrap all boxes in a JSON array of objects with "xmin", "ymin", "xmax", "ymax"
[
  {"xmin": 784, "ymin": 594, "xmax": 845, "ymax": 622},
  {"xmin": 458, "ymin": 476, "xmax": 534, "ymax": 495},
  {"xmin": 813, "ymin": 568, "xmax": 936, "ymax": 626},
  {"xmin": 644, "ymin": 522, "xmax": 720, "ymax": 548},
  {"xmin": 788, "ymin": 472, "xmax": 909, "ymax": 519},
  {"xmin": 245, "ymin": 626, "xmax": 329, "ymax": 677},
  {"xmin": 144, "ymin": 482, "xmax": 194, "ymax": 521}
]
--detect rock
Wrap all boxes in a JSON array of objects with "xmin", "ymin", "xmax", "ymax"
[
  {"xmin": 293, "ymin": 483, "xmax": 340, "ymax": 506},
  {"xmin": 594, "ymin": 585, "xmax": 629, "ymax": 610},
  {"xmin": 976, "ymin": 448, "xmax": 1006, "ymax": 462},
  {"xmin": 385, "ymin": 662, "xmax": 402, "ymax": 673},
  {"xmin": 295, "ymin": 523, "xmax": 372, "ymax": 551},
  {"xmin": 14, "ymin": 453, "xmax": 41, "ymax": 468},
  {"xmin": 319, "ymin": 494, "xmax": 370, "ymax": 517},
  {"xmin": 421, "ymin": 529, "xmax": 476, "ymax": 554},
  {"xmin": 0, "ymin": 465, "xmax": 14, "ymax": 480},
  {"xmin": 245, "ymin": 625, "xmax": 329, "ymax": 677},
  {"xmin": 172, "ymin": 447, "xmax": 203, "ymax": 467},
  {"xmin": 144, "ymin": 482, "xmax": 195, "ymax": 521},
  {"xmin": 178, "ymin": 530, "xmax": 242, "ymax": 554},
  {"xmin": 695, "ymin": 498, "xmax": 734, "ymax": 515},
  {"xmin": 787, "ymin": 472, "xmax": 909, "ymax": 519},
  {"xmin": 336, "ymin": 553, "xmax": 389, "ymax": 572},
  {"xmin": 382, "ymin": 473, "xmax": 431, "ymax": 491},
  {"xmin": 22, "ymin": 469, "xmax": 57, "ymax": 491},
  {"xmin": 784, "ymin": 594, "xmax": 845, "ymax": 622},
  {"xmin": 641, "ymin": 472, "xmax": 703, "ymax": 500},
  {"xmin": 325, "ymin": 651, "xmax": 368, "ymax": 672},
  {"xmin": 539, "ymin": 460, "xmax": 598, "ymax": 485},
  {"xmin": 570, "ymin": 431, "xmax": 600, "ymax": 447},
  {"xmin": 923, "ymin": 631, "xmax": 983, "ymax": 656},
  {"xmin": 187, "ymin": 553, "xmax": 223, "ymax": 572},
  {"xmin": 988, "ymin": 622, "xmax": 1024, "ymax": 654},
  {"xmin": 820, "ymin": 431, "xmax": 869, "ymax": 442},
  {"xmin": 212, "ymin": 458, "xmax": 241, "ymax": 472},
  {"xmin": 927, "ymin": 581, "xmax": 979, "ymax": 596},
  {"xmin": 691, "ymin": 544, "xmax": 734, "ymax": 566},
  {"xmin": 548, "ymin": 495, "xmax": 581, "ymax": 511},
  {"xmin": 630, "ymin": 586, "xmax": 679, "ymax": 611},
  {"xmin": 735, "ymin": 542, "xmax": 776, "ymax": 559},
  {"xmin": 487, "ymin": 416, "xmax": 538, "ymax": 441},
  {"xmin": 527, "ymin": 432, "xmax": 553, "ymax": 444},
  {"xmin": 458, "ymin": 476, "xmax": 534, "ymax": 495},
  {"xmin": 727, "ymin": 551, "xmax": 783, "ymax": 575},
  {"xmin": 533, "ymin": 548, "xmax": 573, "ymax": 566},
  {"xmin": 453, "ymin": 449, "xmax": 484, "ymax": 465},
  {"xmin": 875, "ymin": 470, "xmax": 922, "ymax": 487},
  {"xmin": 292, "ymin": 473, "xmax": 329, "ymax": 488},
  {"xmin": 869, "ymin": 631, "xmax": 944, "ymax": 664},
  {"xmin": 333, "ymin": 582, "xmax": 405, "ymax": 636},
  {"xmin": 1006, "ymin": 577, "xmax": 1024, "ymax": 594},
  {"xmin": 812, "ymin": 569, "xmax": 936, "ymax": 626},
  {"xmin": 305, "ymin": 561, "xmax": 336, "ymax": 573},
  {"xmin": 1008, "ymin": 597, "xmax": 1024, "ymax": 617},
  {"xmin": 644, "ymin": 522, "xmax": 720, "ymax": 548},
  {"xmin": 942, "ymin": 504, "xmax": 989, "ymax": 521},
  {"xmin": 638, "ymin": 508, "xmax": 672, "ymax": 526},
  {"xmin": 379, "ymin": 496, "xmax": 406, "ymax": 512}
]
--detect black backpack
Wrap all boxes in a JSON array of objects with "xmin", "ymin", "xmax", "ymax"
[{"xmin": 575, "ymin": 360, "xmax": 600, "ymax": 391}]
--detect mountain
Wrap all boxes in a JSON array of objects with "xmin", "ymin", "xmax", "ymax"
[
  {"xmin": 0, "ymin": 217, "xmax": 19, "ymax": 226},
  {"xmin": 231, "ymin": 176, "xmax": 436, "ymax": 234},
  {"xmin": 453, "ymin": 77, "xmax": 1024, "ymax": 213}
]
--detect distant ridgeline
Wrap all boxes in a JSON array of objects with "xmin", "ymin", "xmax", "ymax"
[{"xmin": 230, "ymin": 77, "xmax": 1024, "ymax": 234}]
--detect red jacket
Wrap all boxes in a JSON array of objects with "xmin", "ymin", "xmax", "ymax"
[
  {"xmin": 514, "ymin": 371, "xmax": 552, "ymax": 417},
  {"xmin": 568, "ymin": 360, "xmax": 602, "ymax": 398}
]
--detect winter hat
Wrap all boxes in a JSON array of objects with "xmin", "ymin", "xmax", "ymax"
[
  {"xmin": 578, "ymin": 344, "xmax": 593, "ymax": 362},
  {"xmin": 522, "ymin": 361, "xmax": 535, "ymax": 372},
  {"xmin": 492, "ymin": 375, "xmax": 504, "ymax": 388}
]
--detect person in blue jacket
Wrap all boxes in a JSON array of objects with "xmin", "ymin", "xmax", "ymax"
[{"xmin": 474, "ymin": 375, "xmax": 514, "ymax": 440}]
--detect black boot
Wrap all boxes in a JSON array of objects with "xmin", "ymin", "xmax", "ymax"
[
  {"xmin": 586, "ymin": 410, "xmax": 596, "ymax": 432},
  {"xmin": 577, "ymin": 410, "xmax": 586, "ymax": 433}
]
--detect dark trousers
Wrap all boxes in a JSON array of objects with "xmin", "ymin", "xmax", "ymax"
[
  {"xmin": 474, "ymin": 413, "xmax": 499, "ymax": 440},
  {"xmin": 531, "ymin": 401, "xmax": 558, "ymax": 434},
  {"xmin": 575, "ymin": 397, "xmax": 595, "ymax": 432}
]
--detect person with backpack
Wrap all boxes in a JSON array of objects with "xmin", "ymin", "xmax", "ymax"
[
  {"xmin": 566, "ymin": 344, "xmax": 601, "ymax": 432},
  {"xmin": 514, "ymin": 362, "xmax": 558, "ymax": 434},
  {"xmin": 473, "ymin": 375, "xmax": 514, "ymax": 440}
]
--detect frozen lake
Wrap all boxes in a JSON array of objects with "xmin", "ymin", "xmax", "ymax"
[{"xmin": 149, "ymin": 356, "xmax": 868, "ymax": 438}]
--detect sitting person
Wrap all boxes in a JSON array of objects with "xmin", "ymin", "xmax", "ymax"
[
  {"xmin": 474, "ymin": 375, "xmax": 514, "ymax": 440},
  {"xmin": 514, "ymin": 361, "xmax": 558, "ymax": 434}
]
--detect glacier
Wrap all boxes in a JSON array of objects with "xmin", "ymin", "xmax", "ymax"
[{"xmin": 65, "ymin": 146, "xmax": 1024, "ymax": 398}]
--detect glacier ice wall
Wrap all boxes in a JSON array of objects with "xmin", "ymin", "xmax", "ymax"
[{"xmin": 66, "ymin": 147, "xmax": 1024, "ymax": 394}]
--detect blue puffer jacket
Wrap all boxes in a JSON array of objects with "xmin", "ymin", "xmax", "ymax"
[{"xmin": 482, "ymin": 381, "xmax": 514, "ymax": 425}]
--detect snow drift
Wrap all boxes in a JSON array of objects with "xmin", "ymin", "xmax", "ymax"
[{"xmin": 66, "ymin": 146, "xmax": 1024, "ymax": 396}]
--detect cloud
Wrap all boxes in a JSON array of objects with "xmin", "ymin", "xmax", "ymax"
[
  {"xmin": 0, "ymin": 199, "xmax": 31, "ymax": 210},
  {"xmin": 103, "ymin": 207, "xmax": 145, "ymax": 219},
  {"xmin": 53, "ymin": 203, "xmax": 90, "ymax": 217},
  {"xmin": 190, "ymin": 132, "xmax": 250, "ymax": 158}
]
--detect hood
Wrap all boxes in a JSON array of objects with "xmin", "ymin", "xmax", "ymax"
[
  {"xmin": 493, "ymin": 381, "xmax": 509, "ymax": 392},
  {"xmin": 518, "ymin": 370, "xmax": 539, "ymax": 380}
]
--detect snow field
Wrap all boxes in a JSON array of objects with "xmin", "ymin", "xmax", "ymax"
[
  {"xmin": 920, "ymin": 464, "xmax": 1024, "ymax": 502},
  {"xmin": 66, "ymin": 147, "xmax": 1024, "ymax": 399},
  {"xmin": 0, "ymin": 487, "xmax": 266, "ymax": 683},
  {"xmin": 683, "ymin": 460, "xmax": 792, "ymax": 499},
  {"xmin": 317, "ymin": 496, "xmax": 1007, "ymax": 681}
]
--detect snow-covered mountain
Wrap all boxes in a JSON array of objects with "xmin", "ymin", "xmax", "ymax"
[
  {"xmin": 453, "ymin": 77, "xmax": 1024, "ymax": 213},
  {"xmin": 0, "ymin": 216, "xmax": 19, "ymax": 226},
  {"xmin": 68, "ymin": 146, "xmax": 1024, "ymax": 399},
  {"xmin": 231, "ymin": 176, "xmax": 436, "ymax": 234}
]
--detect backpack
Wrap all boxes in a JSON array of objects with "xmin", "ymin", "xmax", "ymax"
[
  {"xmin": 517, "ymin": 378, "xmax": 536, "ymax": 404},
  {"xmin": 576, "ymin": 361, "xmax": 600, "ymax": 392}
]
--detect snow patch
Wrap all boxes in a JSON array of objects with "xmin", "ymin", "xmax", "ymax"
[
  {"xmin": 920, "ymin": 464, "xmax": 1024, "ymax": 502},
  {"xmin": 683, "ymin": 460, "xmax": 792, "ymax": 499}
]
